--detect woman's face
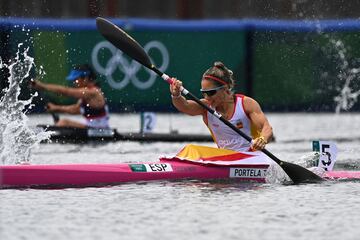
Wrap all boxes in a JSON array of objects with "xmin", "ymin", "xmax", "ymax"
[{"xmin": 201, "ymin": 79, "xmax": 228, "ymax": 107}]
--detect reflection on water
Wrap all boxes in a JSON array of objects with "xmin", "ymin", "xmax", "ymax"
[{"xmin": 160, "ymin": 179, "xmax": 267, "ymax": 193}]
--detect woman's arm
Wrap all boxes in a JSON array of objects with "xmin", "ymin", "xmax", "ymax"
[
  {"xmin": 243, "ymin": 96, "xmax": 273, "ymax": 149},
  {"xmin": 33, "ymin": 80, "xmax": 96, "ymax": 100},
  {"xmin": 170, "ymin": 79, "xmax": 205, "ymax": 116},
  {"xmin": 47, "ymin": 102, "xmax": 81, "ymax": 115}
]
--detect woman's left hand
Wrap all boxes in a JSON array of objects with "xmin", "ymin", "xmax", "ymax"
[
  {"xmin": 169, "ymin": 78, "xmax": 182, "ymax": 98},
  {"xmin": 30, "ymin": 79, "xmax": 45, "ymax": 91}
]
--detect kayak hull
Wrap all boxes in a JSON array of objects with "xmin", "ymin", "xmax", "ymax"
[
  {"xmin": 0, "ymin": 160, "xmax": 269, "ymax": 189},
  {"xmin": 2, "ymin": 160, "xmax": 359, "ymax": 189}
]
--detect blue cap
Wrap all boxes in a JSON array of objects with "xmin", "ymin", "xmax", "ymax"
[{"xmin": 66, "ymin": 69, "xmax": 90, "ymax": 81}]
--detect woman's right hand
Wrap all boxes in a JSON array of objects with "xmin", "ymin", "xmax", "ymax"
[{"xmin": 169, "ymin": 78, "xmax": 182, "ymax": 98}]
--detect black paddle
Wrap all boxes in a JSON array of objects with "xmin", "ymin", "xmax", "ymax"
[
  {"xmin": 50, "ymin": 112, "xmax": 60, "ymax": 124},
  {"xmin": 96, "ymin": 17, "xmax": 323, "ymax": 184},
  {"xmin": 30, "ymin": 79, "xmax": 60, "ymax": 124}
]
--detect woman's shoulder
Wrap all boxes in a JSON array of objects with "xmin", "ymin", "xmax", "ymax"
[
  {"xmin": 236, "ymin": 94, "xmax": 260, "ymax": 113},
  {"xmin": 236, "ymin": 94, "xmax": 255, "ymax": 103}
]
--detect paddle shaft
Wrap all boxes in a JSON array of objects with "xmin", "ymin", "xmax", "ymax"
[{"xmin": 30, "ymin": 79, "xmax": 60, "ymax": 124}]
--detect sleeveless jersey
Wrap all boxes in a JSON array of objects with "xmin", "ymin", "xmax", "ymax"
[
  {"xmin": 204, "ymin": 94, "xmax": 260, "ymax": 152},
  {"xmin": 80, "ymin": 100, "xmax": 108, "ymax": 119},
  {"xmin": 79, "ymin": 87, "xmax": 110, "ymax": 128}
]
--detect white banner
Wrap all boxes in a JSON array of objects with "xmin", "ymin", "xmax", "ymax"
[
  {"xmin": 140, "ymin": 112, "xmax": 157, "ymax": 133},
  {"xmin": 314, "ymin": 141, "xmax": 338, "ymax": 171}
]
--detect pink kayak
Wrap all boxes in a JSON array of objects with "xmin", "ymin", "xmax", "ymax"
[
  {"xmin": 0, "ymin": 159, "xmax": 270, "ymax": 189},
  {"xmin": 324, "ymin": 171, "xmax": 360, "ymax": 180},
  {"xmin": 1, "ymin": 159, "xmax": 359, "ymax": 189}
]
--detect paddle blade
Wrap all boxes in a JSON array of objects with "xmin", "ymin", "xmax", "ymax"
[
  {"xmin": 96, "ymin": 17, "xmax": 152, "ymax": 68},
  {"xmin": 281, "ymin": 161, "xmax": 324, "ymax": 184},
  {"xmin": 51, "ymin": 113, "xmax": 60, "ymax": 124}
]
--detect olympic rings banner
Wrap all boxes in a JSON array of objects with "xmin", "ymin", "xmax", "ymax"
[
  {"xmin": 91, "ymin": 40, "xmax": 170, "ymax": 91},
  {"xmin": 0, "ymin": 19, "xmax": 246, "ymax": 112}
]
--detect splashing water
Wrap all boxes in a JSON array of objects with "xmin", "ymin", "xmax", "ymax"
[
  {"xmin": 265, "ymin": 163, "xmax": 291, "ymax": 184},
  {"xmin": 315, "ymin": 23, "xmax": 360, "ymax": 112},
  {"xmin": 329, "ymin": 39, "xmax": 360, "ymax": 113},
  {"xmin": 299, "ymin": 151, "xmax": 321, "ymax": 168},
  {"xmin": 0, "ymin": 45, "xmax": 50, "ymax": 164}
]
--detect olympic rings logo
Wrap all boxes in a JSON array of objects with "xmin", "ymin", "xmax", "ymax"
[{"xmin": 91, "ymin": 40, "xmax": 169, "ymax": 90}]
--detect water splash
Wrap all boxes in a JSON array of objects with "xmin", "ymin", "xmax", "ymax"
[
  {"xmin": 265, "ymin": 163, "xmax": 291, "ymax": 184},
  {"xmin": 322, "ymin": 37, "xmax": 360, "ymax": 112},
  {"xmin": 329, "ymin": 39, "xmax": 360, "ymax": 113},
  {"xmin": 315, "ymin": 22, "xmax": 360, "ymax": 112},
  {"xmin": 265, "ymin": 152, "xmax": 326, "ymax": 184},
  {"xmin": 0, "ymin": 46, "xmax": 50, "ymax": 164}
]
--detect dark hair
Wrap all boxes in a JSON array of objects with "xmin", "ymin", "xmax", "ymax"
[
  {"xmin": 73, "ymin": 64, "xmax": 97, "ymax": 82},
  {"xmin": 202, "ymin": 61, "xmax": 235, "ymax": 89}
]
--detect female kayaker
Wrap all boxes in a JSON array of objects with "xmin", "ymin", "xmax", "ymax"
[
  {"xmin": 170, "ymin": 61, "xmax": 273, "ymax": 152},
  {"xmin": 32, "ymin": 64, "xmax": 110, "ymax": 129}
]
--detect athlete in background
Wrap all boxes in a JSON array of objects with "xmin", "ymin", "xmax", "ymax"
[{"xmin": 32, "ymin": 64, "xmax": 110, "ymax": 129}]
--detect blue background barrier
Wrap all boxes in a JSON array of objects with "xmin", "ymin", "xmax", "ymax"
[{"xmin": 1, "ymin": 18, "xmax": 360, "ymax": 112}]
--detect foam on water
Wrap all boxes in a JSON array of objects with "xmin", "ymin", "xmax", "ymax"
[{"xmin": 0, "ymin": 45, "xmax": 50, "ymax": 164}]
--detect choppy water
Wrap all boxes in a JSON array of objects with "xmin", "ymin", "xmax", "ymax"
[{"xmin": 1, "ymin": 113, "xmax": 360, "ymax": 240}]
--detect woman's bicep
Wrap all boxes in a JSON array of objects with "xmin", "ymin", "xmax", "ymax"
[
  {"xmin": 245, "ymin": 97, "xmax": 267, "ymax": 128},
  {"xmin": 188, "ymin": 100, "xmax": 205, "ymax": 116}
]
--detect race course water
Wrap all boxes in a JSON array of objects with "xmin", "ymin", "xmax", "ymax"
[{"xmin": 1, "ymin": 113, "xmax": 360, "ymax": 240}]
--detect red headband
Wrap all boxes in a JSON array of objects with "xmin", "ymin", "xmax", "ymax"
[{"xmin": 203, "ymin": 75, "xmax": 228, "ymax": 85}]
